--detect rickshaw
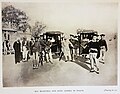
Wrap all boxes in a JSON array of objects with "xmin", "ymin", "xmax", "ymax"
[
  {"xmin": 77, "ymin": 29, "xmax": 98, "ymax": 56},
  {"xmin": 43, "ymin": 31, "xmax": 63, "ymax": 55}
]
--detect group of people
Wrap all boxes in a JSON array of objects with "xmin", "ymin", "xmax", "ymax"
[
  {"xmin": 13, "ymin": 36, "xmax": 54, "ymax": 69},
  {"xmin": 59, "ymin": 33, "xmax": 108, "ymax": 74},
  {"xmin": 82, "ymin": 34, "xmax": 108, "ymax": 74},
  {"xmin": 59, "ymin": 35, "xmax": 78, "ymax": 62},
  {"xmin": 13, "ymin": 33, "xmax": 108, "ymax": 73}
]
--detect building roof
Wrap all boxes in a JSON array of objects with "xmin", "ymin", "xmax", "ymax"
[
  {"xmin": 2, "ymin": 28, "xmax": 17, "ymax": 32},
  {"xmin": 77, "ymin": 29, "xmax": 97, "ymax": 34},
  {"xmin": 45, "ymin": 31, "xmax": 63, "ymax": 35}
]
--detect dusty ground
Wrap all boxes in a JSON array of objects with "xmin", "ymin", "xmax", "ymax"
[{"xmin": 2, "ymin": 38, "xmax": 117, "ymax": 87}]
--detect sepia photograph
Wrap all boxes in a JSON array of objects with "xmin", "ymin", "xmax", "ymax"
[{"xmin": 2, "ymin": 2, "xmax": 118, "ymax": 87}]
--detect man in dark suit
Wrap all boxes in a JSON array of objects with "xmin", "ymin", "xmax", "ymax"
[{"xmin": 13, "ymin": 38, "xmax": 21, "ymax": 64}]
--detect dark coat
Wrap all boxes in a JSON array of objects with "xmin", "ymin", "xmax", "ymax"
[
  {"xmin": 30, "ymin": 40, "xmax": 35, "ymax": 55},
  {"xmin": 13, "ymin": 41, "xmax": 21, "ymax": 52},
  {"xmin": 13, "ymin": 41, "xmax": 21, "ymax": 63},
  {"xmin": 99, "ymin": 39, "xmax": 108, "ymax": 51}
]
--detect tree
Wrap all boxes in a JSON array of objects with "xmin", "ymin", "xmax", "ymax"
[
  {"xmin": 2, "ymin": 5, "xmax": 29, "ymax": 32},
  {"xmin": 32, "ymin": 21, "xmax": 46, "ymax": 38}
]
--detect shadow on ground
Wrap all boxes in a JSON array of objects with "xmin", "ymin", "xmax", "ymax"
[{"xmin": 53, "ymin": 54, "xmax": 91, "ymax": 71}]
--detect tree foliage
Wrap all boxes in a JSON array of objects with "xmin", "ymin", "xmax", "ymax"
[
  {"xmin": 32, "ymin": 21, "xmax": 46, "ymax": 38},
  {"xmin": 2, "ymin": 5, "xmax": 29, "ymax": 32}
]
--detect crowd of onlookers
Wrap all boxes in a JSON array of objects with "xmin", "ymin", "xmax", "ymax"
[{"xmin": 3, "ymin": 33, "xmax": 108, "ymax": 74}]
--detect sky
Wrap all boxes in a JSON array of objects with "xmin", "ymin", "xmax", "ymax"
[{"xmin": 2, "ymin": 2, "xmax": 118, "ymax": 36}]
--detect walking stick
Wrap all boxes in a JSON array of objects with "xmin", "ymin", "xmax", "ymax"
[{"xmin": 59, "ymin": 51, "xmax": 64, "ymax": 61}]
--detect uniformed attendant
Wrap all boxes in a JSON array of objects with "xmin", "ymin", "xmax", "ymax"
[{"xmin": 99, "ymin": 34, "xmax": 108, "ymax": 64}]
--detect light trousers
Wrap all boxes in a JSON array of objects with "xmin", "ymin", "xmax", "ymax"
[
  {"xmin": 22, "ymin": 46, "xmax": 28, "ymax": 60},
  {"xmin": 89, "ymin": 52, "xmax": 99, "ymax": 69}
]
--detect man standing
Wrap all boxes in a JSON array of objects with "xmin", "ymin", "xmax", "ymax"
[
  {"xmin": 30, "ymin": 38, "xmax": 35, "ymax": 56},
  {"xmin": 69, "ymin": 35, "xmax": 75, "ymax": 61},
  {"xmin": 22, "ymin": 37, "xmax": 29, "ymax": 62},
  {"xmin": 46, "ymin": 38, "xmax": 55, "ymax": 63},
  {"xmin": 3, "ymin": 41, "xmax": 7, "ymax": 55},
  {"xmin": 6, "ymin": 40, "xmax": 10, "ymax": 54},
  {"xmin": 62, "ymin": 37, "xmax": 73, "ymax": 62},
  {"xmin": 99, "ymin": 34, "xmax": 108, "ymax": 64},
  {"xmin": 20, "ymin": 37, "xmax": 23, "ymax": 61},
  {"xmin": 87, "ymin": 34, "xmax": 100, "ymax": 74},
  {"xmin": 32, "ymin": 38, "xmax": 41, "ymax": 68},
  {"xmin": 38, "ymin": 37, "xmax": 46, "ymax": 66},
  {"xmin": 13, "ymin": 38, "xmax": 21, "ymax": 64}
]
